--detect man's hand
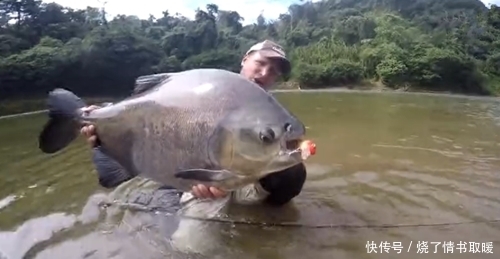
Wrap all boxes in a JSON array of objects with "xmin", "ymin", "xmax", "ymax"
[
  {"xmin": 191, "ymin": 184, "xmax": 227, "ymax": 199},
  {"xmin": 80, "ymin": 105, "xmax": 101, "ymax": 147}
]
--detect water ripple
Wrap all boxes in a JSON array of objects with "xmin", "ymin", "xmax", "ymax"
[{"xmin": 2, "ymin": 93, "xmax": 500, "ymax": 258}]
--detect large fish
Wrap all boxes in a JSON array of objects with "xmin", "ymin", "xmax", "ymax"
[{"xmin": 38, "ymin": 68, "xmax": 308, "ymax": 192}]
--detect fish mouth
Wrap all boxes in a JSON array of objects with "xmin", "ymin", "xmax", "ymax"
[
  {"xmin": 285, "ymin": 139, "xmax": 301, "ymax": 151},
  {"xmin": 265, "ymin": 137, "xmax": 306, "ymax": 173},
  {"xmin": 279, "ymin": 138, "xmax": 304, "ymax": 159}
]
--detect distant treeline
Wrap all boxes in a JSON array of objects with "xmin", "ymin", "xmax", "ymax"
[{"xmin": 1, "ymin": 0, "xmax": 500, "ymax": 100}]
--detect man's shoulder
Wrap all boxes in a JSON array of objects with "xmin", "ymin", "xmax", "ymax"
[{"xmin": 259, "ymin": 163, "xmax": 307, "ymax": 206}]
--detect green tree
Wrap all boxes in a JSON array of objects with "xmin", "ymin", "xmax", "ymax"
[{"xmin": 0, "ymin": 0, "xmax": 500, "ymax": 99}]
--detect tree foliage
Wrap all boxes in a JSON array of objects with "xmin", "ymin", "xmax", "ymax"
[{"xmin": 1, "ymin": 0, "xmax": 500, "ymax": 99}]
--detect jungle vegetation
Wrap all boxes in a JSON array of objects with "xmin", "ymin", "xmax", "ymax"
[{"xmin": 1, "ymin": 0, "xmax": 500, "ymax": 100}]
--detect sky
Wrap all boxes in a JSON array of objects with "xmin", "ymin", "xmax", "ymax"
[
  {"xmin": 44, "ymin": 0, "xmax": 306, "ymax": 25},
  {"xmin": 483, "ymin": 0, "xmax": 500, "ymax": 6},
  {"xmin": 45, "ymin": 0, "xmax": 500, "ymax": 25}
]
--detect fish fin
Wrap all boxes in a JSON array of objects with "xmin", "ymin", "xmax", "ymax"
[
  {"xmin": 174, "ymin": 169, "xmax": 236, "ymax": 182},
  {"xmin": 132, "ymin": 73, "xmax": 174, "ymax": 95},
  {"xmin": 38, "ymin": 117, "xmax": 81, "ymax": 154},
  {"xmin": 38, "ymin": 88, "xmax": 87, "ymax": 154},
  {"xmin": 92, "ymin": 147, "xmax": 135, "ymax": 188},
  {"xmin": 46, "ymin": 88, "xmax": 87, "ymax": 117}
]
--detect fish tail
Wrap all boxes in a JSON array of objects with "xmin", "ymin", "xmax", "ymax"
[{"xmin": 38, "ymin": 88, "xmax": 87, "ymax": 154}]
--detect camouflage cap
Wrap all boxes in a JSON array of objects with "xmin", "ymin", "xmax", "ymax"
[{"xmin": 245, "ymin": 40, "xmax": 291, "ymax": 76}]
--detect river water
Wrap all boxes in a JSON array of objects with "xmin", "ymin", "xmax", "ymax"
[{"xmin": 0, "ymin": 91, "xmax": 498, "ymax": 259}]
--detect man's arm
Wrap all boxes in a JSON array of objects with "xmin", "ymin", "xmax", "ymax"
[
  {"xmin": 258, "ymin": 163, "xmax": 307, "ymax": 206},
  {"xmin": 219, "ymin": 163, "xmax": 308, "ymax": 206}
]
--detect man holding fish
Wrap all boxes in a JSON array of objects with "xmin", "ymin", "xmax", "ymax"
[{"xmin": 78, "ymin": 40, "xmax": 312, "ymax": 206}]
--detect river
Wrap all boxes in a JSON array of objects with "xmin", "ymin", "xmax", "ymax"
[{"xmin": 0, "ymin": 91, "xmax": 498, "ymax": 258}]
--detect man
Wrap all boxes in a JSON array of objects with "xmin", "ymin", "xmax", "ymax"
[{"xmin": 80, "ymin": 40, "xmax": 307, "ymax": 207}]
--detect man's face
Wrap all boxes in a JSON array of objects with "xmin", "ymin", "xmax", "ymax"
[{"xmin": 240, "ymin": 51, "xmax": 282, "ymax": 90}]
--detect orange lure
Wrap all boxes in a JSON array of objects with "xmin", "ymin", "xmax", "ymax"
[{"xmin": 299, "ymin": 140, "xmax": 316, "ymax": 160}]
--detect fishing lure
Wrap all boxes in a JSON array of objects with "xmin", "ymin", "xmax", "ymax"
[{"xmin": 300, "ymin": 140, "xmax": 316, "ymax": 160}]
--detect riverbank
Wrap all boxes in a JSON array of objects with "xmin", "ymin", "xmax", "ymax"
[
  {"xmin": 276, "ymin": 79, "xmax": 500, "ymax": 97},
  {"xmin": 276, "ymin": 79, "xmax": 394, "ymax": 91},
  {"xmin": 2, "ymin": 85, "xmax": 499, "ymax": 118},
  {"xmin": 0, "ymin": 97, "xmax": 119, "ymax": 118},
  {"xmin": 0, "ymin": 83, "xmax": 379, "ymax": 117}
]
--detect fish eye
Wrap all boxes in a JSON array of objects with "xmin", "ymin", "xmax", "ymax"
[
  {"xmin": 259, "ymin": 127, "xmax": 275, "ymax": 144},
  {"xmin": 284, "ymin": 123, "xmax": 291, "ymax": 132}
]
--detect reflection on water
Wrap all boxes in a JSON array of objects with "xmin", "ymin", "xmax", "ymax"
[
  {"xmin": 0, "ymin": 91, "xmax": 499, "ymax": 258},
  {"xmin": 0, "ymin": 213, "xmax": 77, "ymax": 259}
]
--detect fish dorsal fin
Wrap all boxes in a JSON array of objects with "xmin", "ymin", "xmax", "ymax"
[{"xmin": 132, "ymin": 72, "xmax": 175, "ymax": 96}]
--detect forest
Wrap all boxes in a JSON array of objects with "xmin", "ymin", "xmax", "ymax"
[{"xmin": 1, "ymin": 0, "xmax": 500, "ymax": 100}]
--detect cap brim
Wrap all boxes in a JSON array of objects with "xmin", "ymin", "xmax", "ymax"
[{"xmin": 259, "ymin": 50, "xmax": 292, "ymax": 76}]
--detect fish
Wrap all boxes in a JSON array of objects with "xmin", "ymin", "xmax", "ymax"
[{"xmin": 38, "ymin": 68, "xmax": 309, "ymax": 193}]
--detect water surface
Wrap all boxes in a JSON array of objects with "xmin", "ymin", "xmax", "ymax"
[{"xmin": 0, "ymin": 91, "xmax": 499, "ymax": 258}]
